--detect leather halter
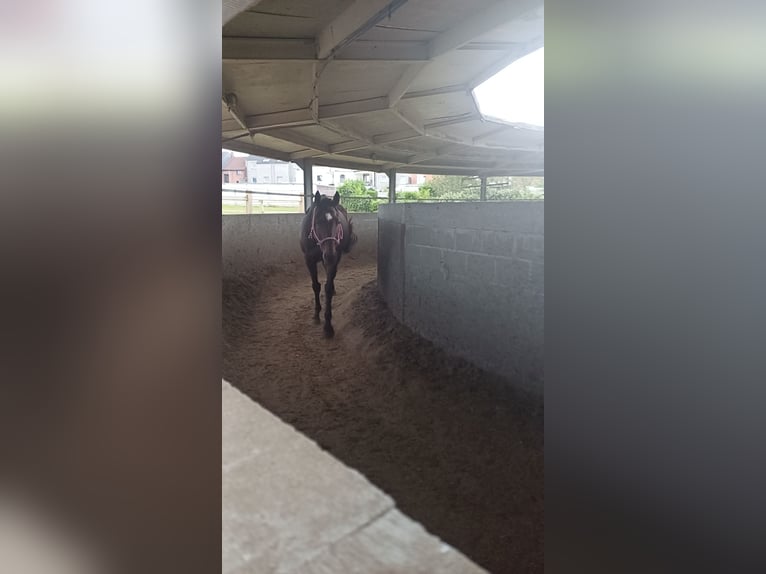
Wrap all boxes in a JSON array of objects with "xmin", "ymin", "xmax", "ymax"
[{"xmin": 309, "ymin": 204, "xmax": 343, "ymax": 246}]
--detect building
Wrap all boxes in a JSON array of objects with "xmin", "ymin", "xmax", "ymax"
[
  {"xmin": 243, "ymin": 156, "xmax": 362, "ymax": 189},
  {"xmin": 222, "ymin": 155, "xmax": 247, "ymax": 184},
  {"xmin": 224, "ymin": 152, "xmax": 428, "ymax": 193},
  {"xmin": 245, "ymin": 156, "xmax": 301, "ymax": 184},
  {"xmin": 313, "ymin": 165, "xmax": 361, "ymax": 188}
]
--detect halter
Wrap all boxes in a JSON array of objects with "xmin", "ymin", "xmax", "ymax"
[{"xmin": 309, "ymin": 204, "xmax": 344, "ymax": 246}]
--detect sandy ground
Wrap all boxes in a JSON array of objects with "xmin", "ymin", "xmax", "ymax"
[{"xmin": 223, "ymin": 257, "xmax": 543, "ymax": 574}]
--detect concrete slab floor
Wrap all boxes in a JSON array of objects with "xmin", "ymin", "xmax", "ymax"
[{"xmin": 222, "ymin": 381, "xmax": 487, "ymax": 574}]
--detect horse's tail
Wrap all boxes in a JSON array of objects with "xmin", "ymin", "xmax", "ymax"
[{"xmin": 343, "ymin": 215, "xmax": 358, "ymax": 254}]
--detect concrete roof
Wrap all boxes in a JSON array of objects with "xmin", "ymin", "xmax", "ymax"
[{"xmin": 222, "ymin": 0, "xmax": 544, "ymax": 176}]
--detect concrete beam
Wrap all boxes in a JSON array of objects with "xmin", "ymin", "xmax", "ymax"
[
  {"xmin": 223, "ymin": 38, "xmax": 429, "ymax": 62},
  {"xmin": 373, "ymin": 129, "xmax": 421, "ymax": 145},
  {"xmin": 263, "ymin": 130, "xmax": 332, "ymax": 158},
  {"xmin": 424, "ymin": 112, "xmax": 481, "ymax": 130},
  {"xmin": 319, "ymin": 96, "xmax": 390, "ymax": 120},
  {"xmin": 223, "ymin": 93, "xmax": 249, "ymax": 132},
  {"xmin": 315, "ymin": 156, "xmax": 533, "ymax": 177},
  {"xmin": 321, "ymin": 128, "xmax": 420, "ymax": 156},
  {"xmin": 459, "ymin": 41, "xmax": 522, "ymax": 51},
  {"xmin": 472, "ymin": 125, "xmax": 508, "ymax": 144},
  {"xmin": 320, "ymin": 122, "xmax": 421, "ymax": 156},
  {"xmin": 310, "ymin": 156, "xmax": 387, "ymax": 172},
  {"xmin": 390, "ymin": 109, "xmax": 424, "ymax": 136},
  {"xmin": 221, "ymin": 130, "xmax": 251, "ymax": 144},
  {"xmin": 222, "ymin": 140, "xmax": 293, "ymax": 163},
  {"xmin": 329, "ymin": 140, "xmax": 371, "ymax": 154},
  {"xmin": 290, "ymin": 149, "xmax": 327, "ymax": 160},
  {"xmin": 387, "ymin": 62, "xmax": 428, "ymax": 105},
  {"xmin": 400, "ymin": 84, "xmax": 469, "ymax": 100},
  {"xmin": 319, "ymin": 121, "xmax": 377, "ymax": 149},
  {"xmin": 341, "ymin": 41, "xmax": 429, "ymax": 62},
  {"xmin": 246, "ymin": 107, "xmax": 317, "ymax": 131},
  {"xmin": 343, "ymin": 148, "xmax": 411, "ymax": 165},
  {"xmin": 406, "ymin": 145, "xmax": 493, "ymax": 166},
  {"xmin": 223, "ymin": 37, "xmax": 316, "ymax": 60},
  {"xmin": 222, "ymin": 118, "xmax": 244, "ymax": 133},
  {"xmin": 223, "ymin": 0, "xmax": 263, "ymax": 27},
  {"xmin": 427, "ymin": 0, "xmax": 541, "ymax": 59},
  {"xmin": 407, "ymin": 142, "xmax": 529, "ymax": 166},
  {"xmin": 406, "ymin": 152, "xmax": 440, "ymax": 165},
  {"xmin": 316, "ymin": 0, "xmax": 410, "ymax": 60},
  {"xmin": 295, "ymin": 123, "xmax": 409, "ymax": 166},
  {"xmin": 406, "ymin": 155, "xmax": 501, "ymax": 170},
  {"xmin": 392, "ymin": 109, "xmax": 539, "ymax": 153}
]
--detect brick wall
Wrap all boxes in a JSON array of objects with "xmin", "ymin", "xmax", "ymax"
[{"xmin": 378, "ymin": 202, "xmax": 543, "ymax": 391}]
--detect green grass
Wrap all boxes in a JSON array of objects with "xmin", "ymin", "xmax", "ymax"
[{"xmin": 222, "ymin": 204, "xmax": 303, "ymax": 215}]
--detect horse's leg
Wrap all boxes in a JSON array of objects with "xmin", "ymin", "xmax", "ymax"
[
  {"xmin": 323, "ymin": 262, "xmax": 337, "ymax": 338},
  {"xmin": 307, "ymin": 258, "xmax": 321, "ymax": 323}
]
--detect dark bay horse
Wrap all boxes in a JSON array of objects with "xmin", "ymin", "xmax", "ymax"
[{"xmin": 299, "ymin": 191, "xmax": 356, "ymax": 337}]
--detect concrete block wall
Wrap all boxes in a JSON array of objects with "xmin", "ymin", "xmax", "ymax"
[
  {"xmin": 223, "ymin": 213, "xmax": 377, "ymax": 278},
  {"xmin": 378, "ymin": 202, "xmax": 544, "ymax": 391}
]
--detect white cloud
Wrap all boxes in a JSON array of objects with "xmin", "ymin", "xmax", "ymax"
[{"xmin": 473, "ymin": 47, "xmax": 544, "ymax": 126}]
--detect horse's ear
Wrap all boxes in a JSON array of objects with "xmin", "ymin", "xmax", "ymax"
[
  {"xmin": 314, "ymin": 191, "xmax": 321, "ymax": 203},
  {"xmin": 332, "ymin": 191, "xmax": 340, "ymax": 206}
]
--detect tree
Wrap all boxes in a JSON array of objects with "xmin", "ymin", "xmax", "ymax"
[
  {"xmin": 425, "ymin": 175, "xmax": 480, "ymax": 200},
  {"xmin": 413, "ymin": 175, "xmax": 545, "ymax": 200},
  {"xmin": 337, "ymin": 179, "xmax": 379, "ymax": 212},
  {"xmin": 397, "ymin": 175, "xmax": 480, "ymax": 202},
  {"xmin": 487, "ymin": 176, "xmax": 544, "ymax": 200},
  {"xmin": 398, "ymin": 185, "xmax": 434, "ymax": 202}
]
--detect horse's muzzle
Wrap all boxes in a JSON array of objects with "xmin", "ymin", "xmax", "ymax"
[{"xmin": 322, "ymin": 249, "xmax": 337, "ymax": 267}]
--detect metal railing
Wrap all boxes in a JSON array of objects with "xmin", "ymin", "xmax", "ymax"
[
  {"xmin": 222, "ymin": 188, "xmax": 543, "ymax": 215},
  {"xmin": 221, "ymin": 189, "xmax": 385, "ymax": 214}
]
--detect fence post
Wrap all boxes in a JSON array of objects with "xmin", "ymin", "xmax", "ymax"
[
  {"xmin": 480, "ymin": 175, "xmax": 487, "ymax": 201},
  {"xmin": 245, "ymin": 193, "xmax": 253, "ymax": 214}
]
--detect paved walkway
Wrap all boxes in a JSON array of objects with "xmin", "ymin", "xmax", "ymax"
[{"xmin": 222, "ymin": 381, "xmax": 487, "ymax": 574}]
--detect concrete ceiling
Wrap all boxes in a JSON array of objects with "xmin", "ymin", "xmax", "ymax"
[{"xmin": 222, "ymin": 0, "xmax": 544, "ymax": 176}]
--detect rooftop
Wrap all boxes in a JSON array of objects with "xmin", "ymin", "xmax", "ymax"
[{"xmin": 222, "ymin": 156, "xmax": 247, "ymax": 171}]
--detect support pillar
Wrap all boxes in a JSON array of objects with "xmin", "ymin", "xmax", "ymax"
[
  {"xmin": 480, "ymin": 175, "xmax": 487, "ymax": 201},
  {"xmin": 388, "ymin": 169, "xmax": 396, "ymax": 203},
  {"xmin": 303, "ymin": 159, "xmax": 313, "ymax": 212}
]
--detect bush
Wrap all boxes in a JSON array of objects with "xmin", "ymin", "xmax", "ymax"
[
  {"xmin": 421, "ymin": 175, "xmax": 480, "ymax": 201},
  {"xmin": 338, "ymin": 180, "xmax": 379, "ymax": 212},
  {"xmin": 398, "ymin": 185, "xmax": 434, "ymax": 202}
]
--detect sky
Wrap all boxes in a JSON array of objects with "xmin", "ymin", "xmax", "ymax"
[{"xmin": 473, "ymin": 47, "xmax": 544, "ymax": 126}]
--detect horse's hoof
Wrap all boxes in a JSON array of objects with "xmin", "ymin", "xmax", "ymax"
[
  {"xmin": 313, "ymin": 315, "xmax": 321, "ymax": 324},
  {"xmin": 324, "ymin": 326, "xmax": 335, "ymax": 338}
]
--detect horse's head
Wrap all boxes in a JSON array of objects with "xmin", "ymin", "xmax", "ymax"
[{"xmin": 310, "ymin": 191, "xmax": 344, "ymax": 266}]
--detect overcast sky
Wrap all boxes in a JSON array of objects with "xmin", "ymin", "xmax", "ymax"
[{"xmin": 473, "ymin": 47, "xmax": 544, "ymax": 126}]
